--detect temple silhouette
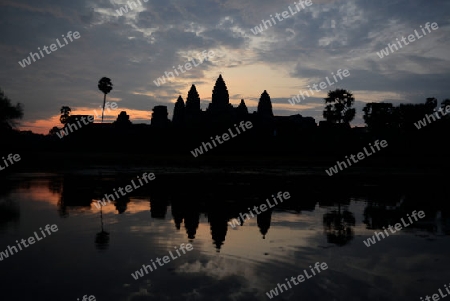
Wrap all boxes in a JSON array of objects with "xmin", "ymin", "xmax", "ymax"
[
  {"xmin": 2, "ymin": 74, "xmax": 450, "ymax": 171},
  {"xmin": 35, "ymin": 74, "xmax": 318, "ymax": 157},
  {"xmin": 153, "ymin": 74, "xmax": 316, "ymax": 131},
  {"xmin": 41, "ymin": 173, "xmax": 450, "ymax": 252}
]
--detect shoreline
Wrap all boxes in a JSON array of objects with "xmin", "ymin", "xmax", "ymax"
[{"xmin": 0, "ymin": 150, "xmax": 447, "ymax": 176}]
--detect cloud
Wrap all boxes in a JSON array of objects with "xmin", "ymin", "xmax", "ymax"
[{"xmin": 0, "ymin": 0, "xmax": 449, "ymax": 133}]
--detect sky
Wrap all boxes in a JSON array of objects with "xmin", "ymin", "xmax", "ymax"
[{"xmin": 1, "ymin": 0, "xmax": 449, "ymax": 134}]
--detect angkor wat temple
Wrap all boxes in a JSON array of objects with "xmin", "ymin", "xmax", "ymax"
[
  {"xmin": 8, "ymin": 75, "xmax": 450, "ymax": 164},
  {"xmin": 48, "ymin": 74, "xmax": 318, "ymax": 155},
  {"xmin": 151, "ymin": 74, "xmax": 316, "ymax": 131}
]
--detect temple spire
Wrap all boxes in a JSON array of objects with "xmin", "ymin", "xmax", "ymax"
[{"xmin": 211, "ymin": 74, "xmax": 229, "ymax": 107}]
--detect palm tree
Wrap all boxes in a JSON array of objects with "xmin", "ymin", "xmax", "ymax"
[
  {"xmin": 49, "ymin": 126, "xmax": 61, "ymax": 136},
  {"xmin": 60, "ymin": 106, "xmax": 71, "ymax": 125},
  {"xmin": 0, "ymin": 88, "xmax": 23, "ymax": 130},
  {"xmin": 95, "ymin": 204, "xmax": 110, "ymax": 250},
  {"xmin": 98, "ymin": 77, "xmax": 113, "ymax": 123},
  {"xmin": 441, "ymin": 99, "xmax": 450, "ymax": 121},
  {"xmin": 323, "ymin": 89, "xmax": 355, "ymax": 124}
]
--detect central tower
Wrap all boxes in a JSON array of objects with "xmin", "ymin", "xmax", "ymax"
[
  {"xmin": 211, "ymin": 74, "xmax": 229, "ymax": 108},
  {"xmin": 206, "ymin": 74, "xmax": 234, "ymax": 127}
]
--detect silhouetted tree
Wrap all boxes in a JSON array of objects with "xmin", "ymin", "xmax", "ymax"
[
  {"xmin": 323, "ymin": 89, "xmax": 355, "ymax": 124},
  {"xmin": 172, "ymin": 95, "xmax": 185, "ymax": 126},
  {"xmin": 397, "ymin": 99, "xmax": 434, "ymax": 131},
  {"xmin": 441, "ymin": 99, "xmax": 450, "ymax": 109},
  {"xmin": 49, "ymin": 126, "xmax": 61, "ymax": 136},
  {"xmin": 0, "ymin": 88, "xmax": 23, "ymax": 130},
  {"xmin": 440, "ymin": 99, "xmax": 450, "ymax": 120},
  {"xmin": 98, "ymin": 77, "xmax": 113, "ymax": 123},
  {"xmin": 363, "ymin": 102, "xmax": 398, "ymax": 131},
  {"xmin": 60, "ymin": 106, "xmax": 71, "ymax": 125},
  {"xmin": 398, "ymin": 104, "xmax": 419, "ymax": 130},
  {"xmin": 0, "ymin": 199, "xmax": 20, "ymax": 228},
  {"xmin": 425, "ymin": 97, "xmax": 438, "ymax": 111}
]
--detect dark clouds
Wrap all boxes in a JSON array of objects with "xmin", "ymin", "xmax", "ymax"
[{"xmin": 0, "ymin": 0, "xmax": 449, "ymax": 132}]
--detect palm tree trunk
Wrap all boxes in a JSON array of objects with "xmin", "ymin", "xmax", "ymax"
[{"xmin": 101, "ymin": 93, "xmax": 106, "ymax": 123}]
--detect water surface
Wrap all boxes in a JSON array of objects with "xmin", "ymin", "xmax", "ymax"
[{"xmin": 0, "ymin": 171, "xmax": 449, "ymax": 301}]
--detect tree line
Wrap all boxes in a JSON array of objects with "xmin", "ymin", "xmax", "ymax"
[{"xmin": 1, "ymin": 77, "xmax": 449, "ymax": 134}]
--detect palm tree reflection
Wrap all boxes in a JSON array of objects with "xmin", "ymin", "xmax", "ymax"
[{"xmin": 95, "ymin": 205, "xmax": 110, "ymax": 250}]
